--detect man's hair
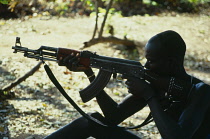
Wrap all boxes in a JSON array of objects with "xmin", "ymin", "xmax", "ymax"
[{"xmin": 150, "ymin": 30, "xmax": 186, "ymax": 61}]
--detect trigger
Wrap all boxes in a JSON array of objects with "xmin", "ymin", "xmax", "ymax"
[
  {"xmin": 113, "ymin": 73, "xmax": 117, "ymax": 79},
  {"xmin": 113, "ymin": 74, "xmax": 123, "ymax": 82}
]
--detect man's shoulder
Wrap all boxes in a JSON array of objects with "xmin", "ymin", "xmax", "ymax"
[
  {"xmin": 194, "ymin": 82, "xmax": 210, "ymax": 92},
  {"xmin": 191, "ymin": 76, "xmax": 210, "ymax": 92},
  {"xmin": 192, "ymin": 82, "xmax": 210, "ymax": 103},
  {"xmin": 186, "ymin": 82, "xmax": 210, "ymax": 111}
]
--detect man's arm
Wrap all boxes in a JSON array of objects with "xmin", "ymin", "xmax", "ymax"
[
  {"xmin": 177, "ymin": 83, "xmax": 210, "ymax": 137},
  {"xmin": 84, "ymin": 68, "xmax": 147, "ymax": 125},
  {"xmin": 57, "ymin": 53, "xmax": 147, "ymax": 126},
  {"xmin": 96, "ymin": 92, "xmax": 147, "ymax": 125},
  {"xmin": 147, "ymin": 83, "xmax": 210, "ymax": 139}
]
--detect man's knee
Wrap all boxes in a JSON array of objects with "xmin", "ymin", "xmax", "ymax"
[{"xmin": 70, "ymin": 115, "xmax": 89, "ymax": 127}]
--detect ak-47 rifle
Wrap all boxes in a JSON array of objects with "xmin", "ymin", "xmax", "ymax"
[{"xmin": 12, "ymin": 37, "xmax": 151, "ymax": 103}]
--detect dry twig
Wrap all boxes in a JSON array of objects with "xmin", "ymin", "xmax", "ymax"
[
  {"xmin": 2, "ymin": 61, "xmax": 42, "ymax": 92},
  {"xmin": 98, "ymin": 0, "xmax": 114, "ymax": 38},
  {"xmin": 82, "ymin": 36, "xmax": 136, "ymax": 49},
  {"xmin": 92, "ymin": 0, "xmax": 99, "ymax": 39},
  {"xmin": 82, "ymin": 0, "xmax": 137, "ymax": 50}
]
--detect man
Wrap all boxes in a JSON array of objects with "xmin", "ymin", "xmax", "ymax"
[{"xmin": 44, "ymin": 30, "xmax": 210, "ymax": 139}]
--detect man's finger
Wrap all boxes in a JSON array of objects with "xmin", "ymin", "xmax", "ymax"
[
  {"xmin": 67, "ymin": 57, "xmax": 77, "ymax": 65},
  {"xmin": 58, "ymin": 57, "xmax": 63, "ymax": 66},
  {"xmin": 125, "ymin": 80, "xmax": 133, "ymax": 86},
  {"xmin": 63, "ymin": 53, "xmax": 75, "ymax": 63}
]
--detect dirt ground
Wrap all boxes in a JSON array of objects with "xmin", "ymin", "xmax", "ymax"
[{"xmin": 0, "ymin": 14, "xmax": 210, "ymax": 139}]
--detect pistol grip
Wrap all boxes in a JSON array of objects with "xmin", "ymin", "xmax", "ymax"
[{"xmin": 79, "ymin": 70, "xmax": 112, "ymax": 103}]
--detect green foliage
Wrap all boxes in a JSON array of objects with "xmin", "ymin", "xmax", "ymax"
[
  {"xmin": 81, "ymin": 0, "xmax": 95, "ymax": 11},
  {"xmin": 0, "ymin": 90, "xmax": 15, "ymax": 101},
  {"xmin": 90, "ymin": 7, "xmax": 121, "ymax": 18},
  {"xmin": 143, "ymin": 0, "xmax": 158, "ymax": 5},
  {"xmin": 54, "ymin": 2, "xmax": 69, "ymax": 16},
  {"xmin": 1, "ymin": 0, "xmax": 209, "ymax": 19},
  {"xmin": 181, "ymin": 0, "xmax": 210, "ymax": 4},
  {"xmin": 0, "ymin": 0, "xmax": 9, "ymax": 4}
]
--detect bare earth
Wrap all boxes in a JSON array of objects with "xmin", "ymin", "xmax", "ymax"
[{"xmin": 0, "ymin": 14, "xmax": 210, "ymax": 139}]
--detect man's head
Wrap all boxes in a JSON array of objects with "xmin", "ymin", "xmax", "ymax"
[{"xmin": 144, "ymin": 30, "xmax": 186, "ymax": 76}]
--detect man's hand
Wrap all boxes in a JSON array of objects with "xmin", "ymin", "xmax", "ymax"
[
  {"xmin": 123, "ymin": 75, "xmax": 155, "ymax": 101},
  {"xmin": 58, "ymin": 53, "xmax": 94, "ymax": 80},
  {"xmin": 58, "ymin": 53, "xmax": 80, "ymax": 71},
  {"xmin": 144, "ymin": 70, "xmax": 170, "ymax": 92}
]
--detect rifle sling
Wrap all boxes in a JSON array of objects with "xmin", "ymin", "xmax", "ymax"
[{"xmin": 43, "ymin": 63, "xmax": 153, "ymax": 129}]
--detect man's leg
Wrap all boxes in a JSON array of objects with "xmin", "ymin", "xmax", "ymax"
[
  {"xmin": 88, "ymin": 119, "xmax": 141, "ymax": 139},
  {"xmin": 44, "ymin": 114, "xmax": 141, "ymax": 139},
  {"xmin": 44, "ymin": 117, "xmax": 91, "ymax": 139}
]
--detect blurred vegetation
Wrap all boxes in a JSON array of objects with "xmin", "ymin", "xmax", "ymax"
[{"xmin": 0, "ymin": 0, "xmax": 209, "ymax": 19}]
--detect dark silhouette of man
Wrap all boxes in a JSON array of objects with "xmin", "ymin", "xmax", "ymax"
[{"xmin": 44, "ymin": 30, "xmax": 210, "ymax": 139}]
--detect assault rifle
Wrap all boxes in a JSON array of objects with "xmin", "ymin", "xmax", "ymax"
[{"xmin": 12, "ymin": 37, "xmax": 154, "ymax": 103}]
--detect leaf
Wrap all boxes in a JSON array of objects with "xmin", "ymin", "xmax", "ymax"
[
  {"xmin": 0, "ymin": 0, "xmax": 9, "ymax": 4},
  {"xmin": 42, "ymin": 103, "xmax": 47, "ymax": 107},
  {"xmin": 114, "ymin": 92, "xmax": 120, "ymax": 96},
  {"xmin": 0, "ymin": 125, "xmax": 5, "ymax": 132}
]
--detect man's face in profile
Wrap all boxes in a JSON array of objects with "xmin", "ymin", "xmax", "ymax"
[{"xmin": 144, "ymin": 39, "xmax": 172, "ymax": 76}]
